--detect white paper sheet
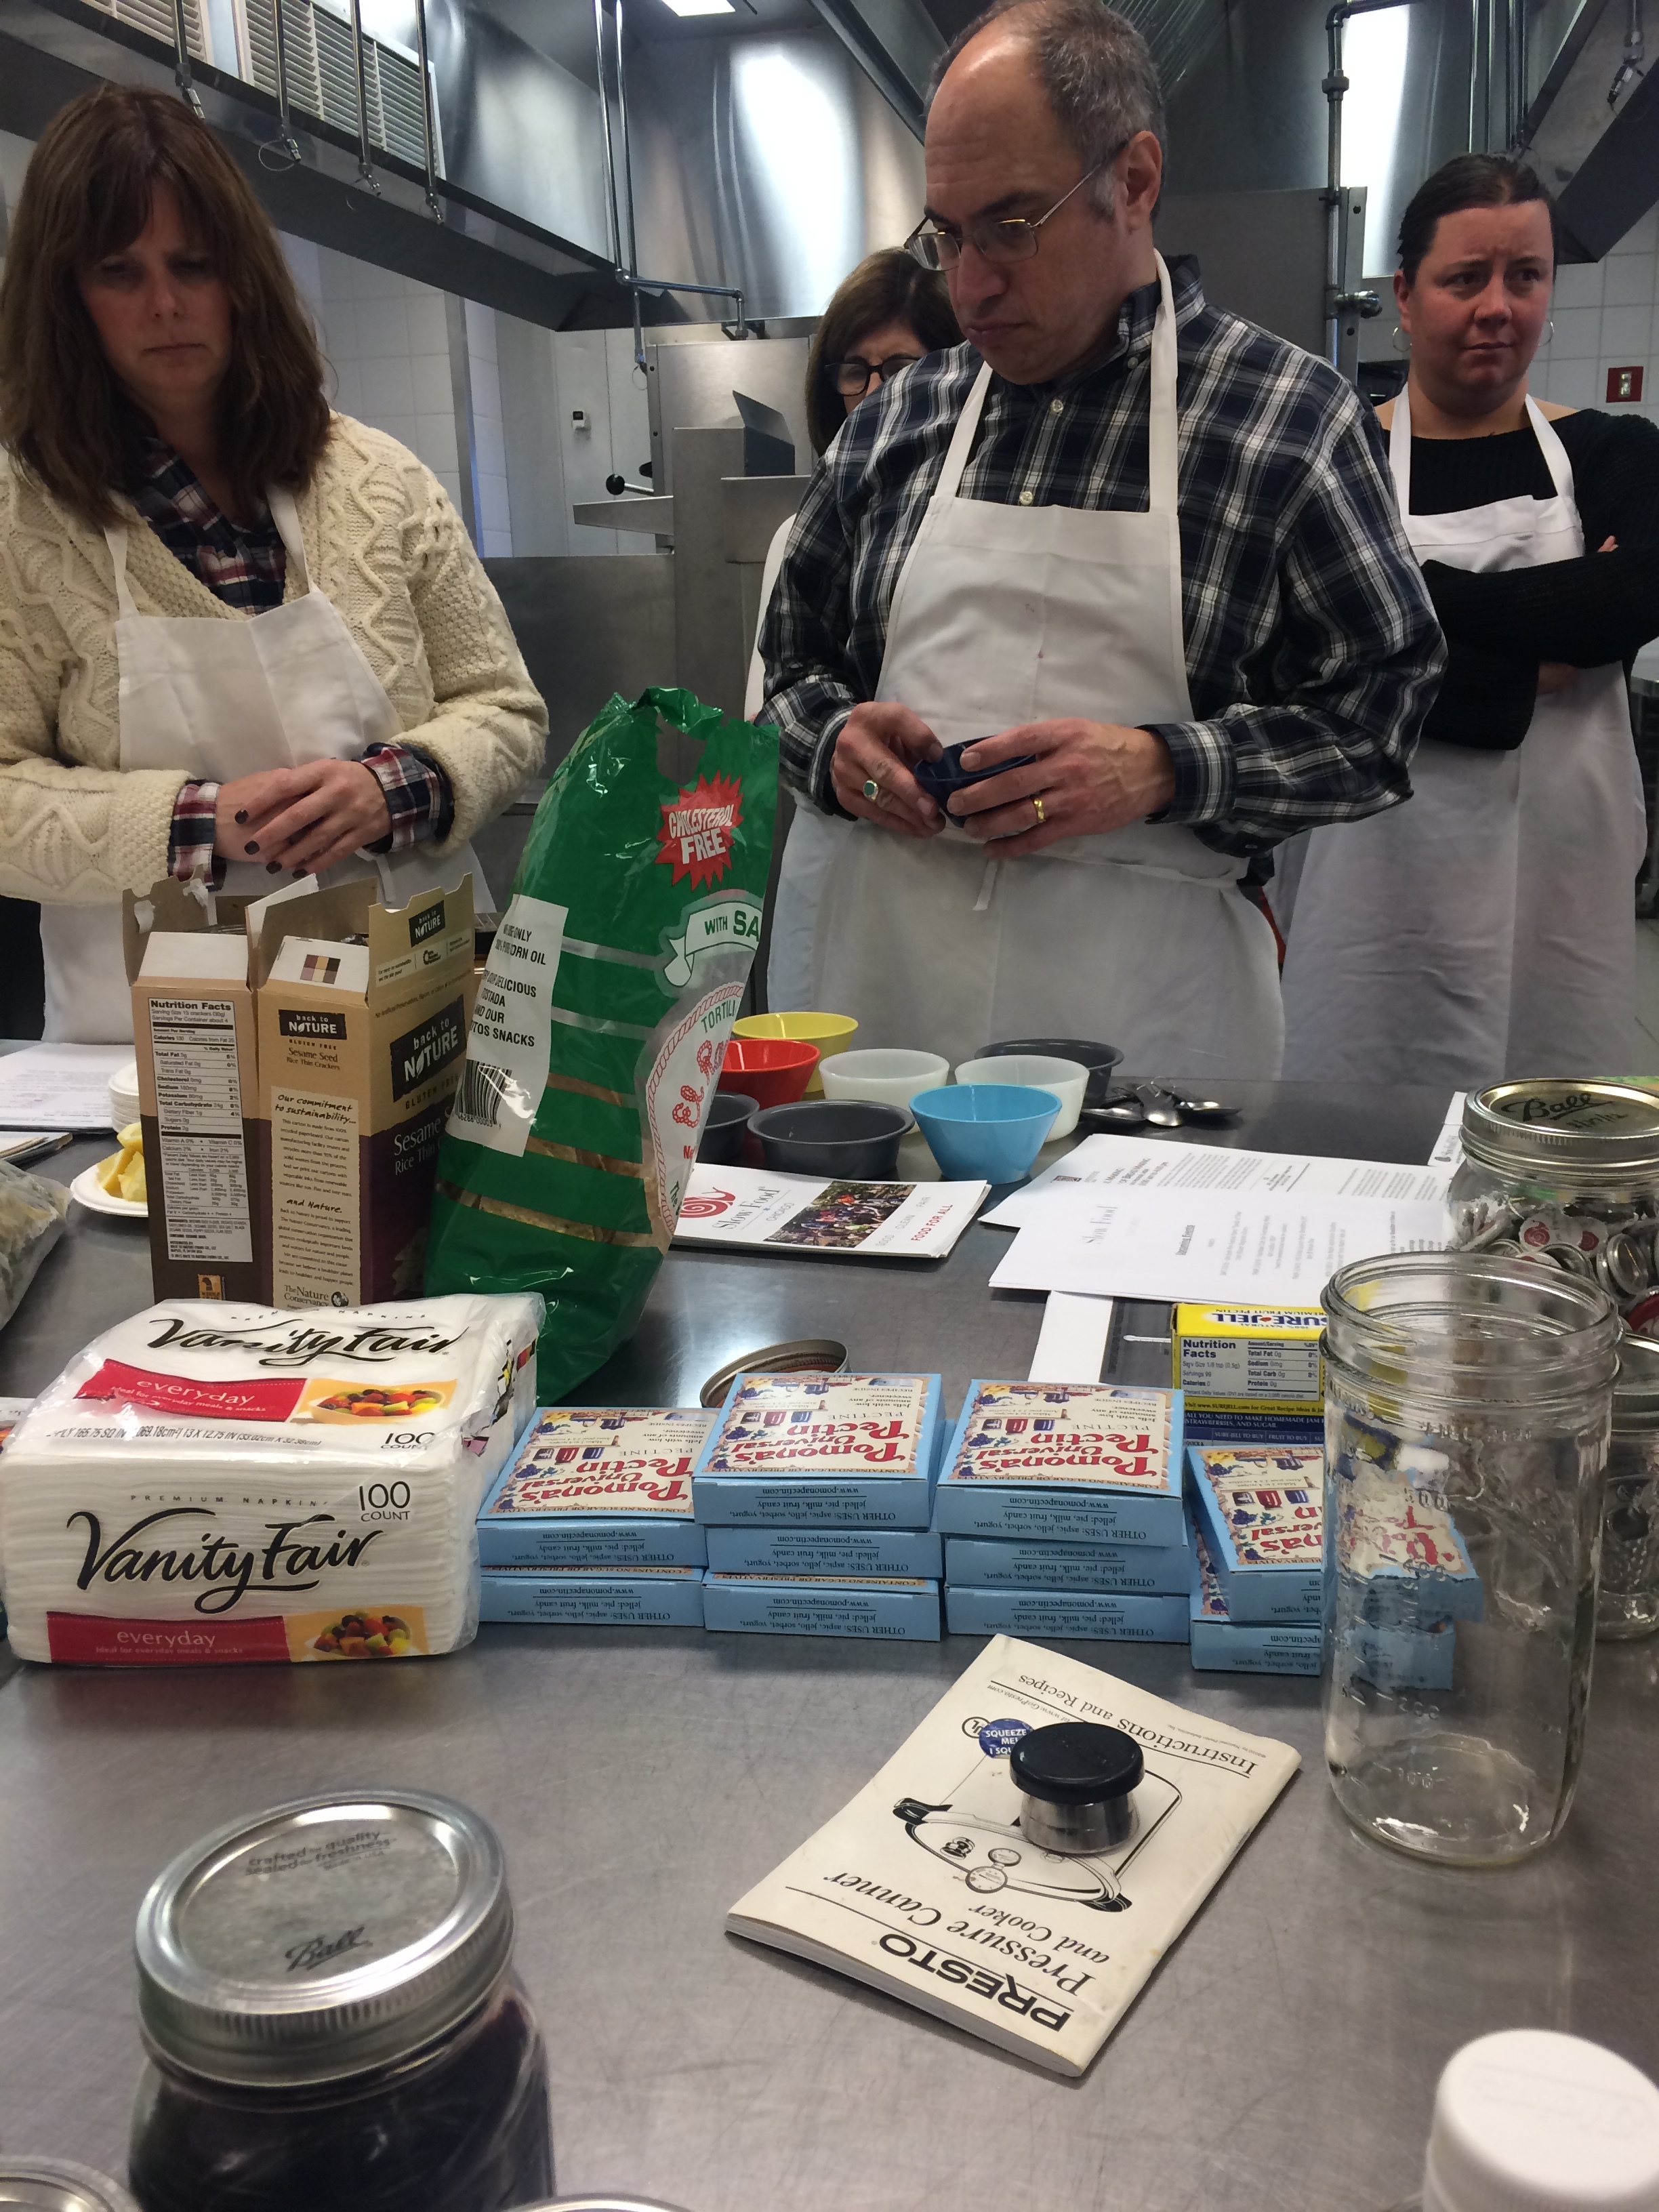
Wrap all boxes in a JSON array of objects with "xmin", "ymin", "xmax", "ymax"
[
  {"xmin": 674, "ymin": 1162, "xmax": 988, "ymax": 1260},
  {"xmin": 0, "ymin": 1045, "xmax": 131, "ymax": 1130},
  {"xmin": 989, "ymin": 1184, "xmax": 1450, "ymax": 1303},
  {"xmin": 1430, "ymin": 1093, "xmax": 1467, "ymax": 1168},
  {"xmin": 1027, "ymin": 1292, "xmax": 1114, "ymax": 1382},
  {"xmin": 983, "ymin": 1132, "xmax": 1455, "ymax": 1229}
]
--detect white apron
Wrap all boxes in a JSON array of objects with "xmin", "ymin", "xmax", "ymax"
[
  {"xmin": 743, "ymin": 512, "xmax": 851, "ymax": 1013},
  {"xmin": 1280, "ymin": 390, "xmax": 1642, "ymax": 1086},
  {"xmin": 41, "ymin": 489, "xmax": 485, "ymax": 1043},
  {"xmin": 810, "ymin": 255, "xmax": 1283, "ymax": 1077}
]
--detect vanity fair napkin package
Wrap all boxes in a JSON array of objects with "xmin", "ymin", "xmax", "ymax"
[
  {"xmin": 0, "ymin": 1292, "xmax": 540, "ymax": 1664},
  {"xmin": 727, "ymin": 1634, "xmax": 1298, "ymax": 2075}
]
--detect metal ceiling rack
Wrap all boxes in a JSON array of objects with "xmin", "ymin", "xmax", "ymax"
[{"xmin": 592, "ymin": 0, "xmax": 746, "ymax": 369}]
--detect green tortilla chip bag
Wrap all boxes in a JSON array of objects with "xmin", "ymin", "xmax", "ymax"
[{"xmin": 425, "ymin": 686, "xmax": 776, "ymax": 1399}]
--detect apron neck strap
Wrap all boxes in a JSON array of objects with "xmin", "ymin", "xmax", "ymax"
[
  {"xmin": 267, "ymin": 487, "xmax": 312, "ymax": 595},
  {"xmin": 1146, "ymin": 249, "xmax": 1179, "ymax": 515},
  {"xmin": 103, "ymin": 485, "xmax": 311, "ymax": 615},
  {"xmin": 1391, "ymin": 380, "xmax": 1569, "ymax": 507},
  {"xmin": 935, "ymin": 252, "xmax": 1181, "ymax": 512}
]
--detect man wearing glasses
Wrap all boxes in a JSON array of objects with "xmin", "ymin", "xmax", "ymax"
[{"xmin": 758, "ymin": 0, "xmax": 1443, "ymax": 1076}]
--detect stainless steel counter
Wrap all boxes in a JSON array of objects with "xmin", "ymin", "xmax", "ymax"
[{"xmin": 3, "ymin": 1084, "xmax": 1656, "ymax": 2212}]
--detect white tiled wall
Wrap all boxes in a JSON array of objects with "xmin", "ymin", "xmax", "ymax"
[
  {"xmin": 279, "ymin": 234, "xmax": 518, "ymax": 553},
  {"xmin": 1534, "ymin": 205, "xmax": 1659, "ymax": 430},
  {"xmin": 464, "ymin": 300, "xmax": 512, "ymax": 558}
]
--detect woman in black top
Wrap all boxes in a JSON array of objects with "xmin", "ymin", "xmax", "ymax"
[{"xmin": 1281, "ymin": 154, "xmax": 1659, "ymax": 1086}]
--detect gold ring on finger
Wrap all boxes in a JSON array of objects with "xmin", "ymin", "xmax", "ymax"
[
  {"xmin": 862, "ymin": 778, "xmax": 881, "ymax": 802},
  {"xmin": 1031, "ymin": 794, "xmax": 1046, "ymax": 826}
]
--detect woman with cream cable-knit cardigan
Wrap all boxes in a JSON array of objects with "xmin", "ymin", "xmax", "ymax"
[{"xmin": 0, "ymin": 85, "xmax": 546, "ymax": 1042}]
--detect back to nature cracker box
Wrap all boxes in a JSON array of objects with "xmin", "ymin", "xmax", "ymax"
[
  {"xmin": 932, "ymin": 1382, "xmax": 1185, "ymax": 1544},
  {"xmin": 693, "ymin": 1372, "xmax": 942, "ymax": 1528}
]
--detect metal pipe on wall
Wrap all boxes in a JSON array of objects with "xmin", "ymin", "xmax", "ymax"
[{"xmin": 1324, "ymin": 0, "xmax": 1427, "ymax": 367}]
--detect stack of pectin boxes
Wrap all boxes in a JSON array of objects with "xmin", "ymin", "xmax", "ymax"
[
  {"xmin": 1171, "ymin": 1303, "xmax": 1330, "ymax": 1676},
  {"xmin": 935, "ymin": 1380, "xmax": 1191, "ymax": 1643},
  {"xmin": 476, "ymin": 1406, "xmax": 714, "ymax": 1629},
  {"xmin": 1186, "ymin": 1443, "xmax": 1324, "ymax": 1674},
  {"xmin": 695, "ymin": 1371, "xmax": 945, "ymax": 1639}
]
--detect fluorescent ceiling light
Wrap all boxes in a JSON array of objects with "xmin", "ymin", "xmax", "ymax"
[{"xmin": 660, "ymin": 0, "xmax": 736, "ymax": 15}]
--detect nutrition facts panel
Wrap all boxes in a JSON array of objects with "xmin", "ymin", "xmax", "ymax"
[{"xmin": 148, "ymin": 999, "xmax": 253, "ymax": 1265}]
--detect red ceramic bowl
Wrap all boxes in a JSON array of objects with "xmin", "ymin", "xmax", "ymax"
[{"xmin": 718, "ymin": 1037, "xmax": 820, "ymax": 1109}]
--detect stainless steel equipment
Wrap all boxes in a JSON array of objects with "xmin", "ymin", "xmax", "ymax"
[{"xmin": 3, "ymin": 1081, "xmax": 1659, "ymax": 2212}]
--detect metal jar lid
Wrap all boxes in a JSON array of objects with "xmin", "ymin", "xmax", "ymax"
[
  {"xmin": 0, "ymin": 2160, "xmax": 140, "ymax": 2212},
  {"xmin": 1614, "ymin": 1328, "xmax": 1659, "ymax": 1433},
  {"xmin": 135, "ymin": 1790, "xmax": 514, "ymax": 2087},
  {"xmin": 1462, "ymin": 1082, "xmax": 1659, "ymax": 1181},
  {"xmin": 698, "ymin": 1338, "xmax": 848, "ymax": 1408}
]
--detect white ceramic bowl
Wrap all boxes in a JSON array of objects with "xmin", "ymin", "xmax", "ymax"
[
  {"xmin": 819, "ymin": 1048, "xmax": 951, "ymax": 1111},
  {"xmin": 108, "ymin": 1059, "xmax": 141, "ymax": 1131},
  {"xmin": 954, "ymin": 1054, "xmax": 1087, "ymax": 1139}
]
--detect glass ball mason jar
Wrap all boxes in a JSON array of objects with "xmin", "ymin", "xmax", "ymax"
[
  {"xmin": 1601, "ymin": 1330, "xmax": 1659, "ymax": 1641},
  {"xmin": 1449, "ymin": 1080, "xmax": 1659, "ymax": 1315},
  {"xmin": 1321, "ymin": 1252, "xmax": 1618, "ymax": 1866},
  {"xmin": 127, "ymin": 1790, "xmax": 552, "ymax": 2212}
]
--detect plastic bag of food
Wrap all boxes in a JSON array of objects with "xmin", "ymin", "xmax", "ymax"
[
  {"xmin": 425, "ymin": 686, "xmax": 777, "ymax": 1400},
  {"xmin": 0, "ymin": 1158, "xmax": 68, "ymax": 1332}
]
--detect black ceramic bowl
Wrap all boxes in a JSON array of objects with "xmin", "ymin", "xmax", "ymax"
[
  {"xmin": 748, "ymin": 1099, "xmax": 912, "ymax": 1180},
  {"xmin": 699, "ymin": 1090, "xmax": 758, "ymax": 1165},
  {"xmin": 979, "ymin": 1036, "xmax": 1124, "ymax": 1106}
]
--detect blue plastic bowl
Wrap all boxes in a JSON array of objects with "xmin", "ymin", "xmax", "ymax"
[{"xmin": 909, "ymin": 1083, "xmax": 1061, "ymax": 1184}]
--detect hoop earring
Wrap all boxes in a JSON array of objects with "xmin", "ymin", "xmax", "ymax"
[
  {"xmin": 1539, "ymin": 316, "xmax": 1555, "ymax": 349},
  {"xmin": 1390, "ymin": 323, "xmax": 1410, "ymax": 358}
]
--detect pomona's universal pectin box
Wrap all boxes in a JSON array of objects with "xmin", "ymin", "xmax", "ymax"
[
  {"xmin": 693, "ymin": 1373, "xmax": 942, "ymax": 1528},
  {"xmin": 0, "ymin": 1292, "xmax": 540, "ymax": 1665},
  {"xmin": 478, "ymin": 1406, "xmax": 713, "ymax": 1568},
  {"xmin": 701, "ymin": 1572, "xmax": 941, "ymax": 1640},
  {"xmin": 1171, "ymin": 1304, "xmax": 1324, "ymax": 1444},
  {"xmin": 478, "ymin": 1565, "xmax": 705, "ymax": 1627},
  {"xmin": 705, "ymin": 1525, "xmax": 941, "ymax": 1578},
  {"xmin": 944, "ymin": 1584, "xmax": 1189, "ymax": 1641},
  {"xmin": 932, "ymin": 1382, "xmax": 1185, "ymax": 1545},
  {"xmin": 1185, "ymin": 1444, "xmax": 1325, "ymax": 1624},
  {"xmin": 942, "ymin": 1534, "xmax": 1189, "ymax": 1594},
  {"xmin": 1188, "ymin": 1518, "xmax": 1322, "ymax": 1676}
]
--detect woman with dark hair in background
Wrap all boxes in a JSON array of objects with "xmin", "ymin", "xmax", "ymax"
[
  {"xmin": 1282, "ymin": 153, "xmax": 1659, "ymax": 1084},
  {"xmin": 747, "ymin": 249, "xmax": 958, "ymax": 1012},
  {"xmin": 0, "ymin": 85, "xmax": 544, "ymax": 1042}
]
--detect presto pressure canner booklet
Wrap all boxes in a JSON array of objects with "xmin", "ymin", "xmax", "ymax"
[{"xmin": 727, "ymin": 1635, "xmax": 1298, "ymax": 2076}]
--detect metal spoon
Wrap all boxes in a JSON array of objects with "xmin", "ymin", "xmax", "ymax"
[
  {"xmin": 1083, "ymin": 1100, "xmax": 1147, "ymax": 1128},
  {"xmin": 1135, "ymin": 1082, "xmax": 1183, "ymax": 1129},
  {"xmin": 1157, "ymin": 1087, "xmax": 1241, "ymax": 1124}
]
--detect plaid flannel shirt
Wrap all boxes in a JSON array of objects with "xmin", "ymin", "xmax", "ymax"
[
  {"xmin": 136, "ymin": 438, "xmax": 453, "ymax": 882},
  {"xmin": 760, "ymin": 256, "xmax": 1446, "ymax": 859}
]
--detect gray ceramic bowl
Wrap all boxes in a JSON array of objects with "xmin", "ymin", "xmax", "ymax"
[
  {"xmin": 748, "ymin": 1099, "xmax": 912, "ymax": 1180},
  {"xmin": 978, "ymin": 1036, "xmax": 1124, "ymax": 1105},
  {"xmin": 699, "ymin": 1090, "xmax": 758, "ymax": 1165}
]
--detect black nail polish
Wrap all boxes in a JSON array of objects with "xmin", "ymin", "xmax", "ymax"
[
  {"xmin": 245, "ymin": 842, "xmax": 259, "ymax": 855},
  {"xmin": 266, "ymin": 861, "xmax": 281, "ymax": 874},
  {"xmin": 234, "ymin": 808, "xmax": 249, "ymax": 824},
  {"xmin": 293, "ymin": 867, "xmax": 308, "ymax": 878}
]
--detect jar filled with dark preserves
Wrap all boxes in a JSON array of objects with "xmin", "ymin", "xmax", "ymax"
[{"xmin": 127, "ymin": 1790, "xmax": 552, "ymax": 2212}]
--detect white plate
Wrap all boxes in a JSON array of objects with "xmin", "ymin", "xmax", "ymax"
[{"xmin": 70, "ymin": 1162, "xmax": 147, "ymax": 1219}]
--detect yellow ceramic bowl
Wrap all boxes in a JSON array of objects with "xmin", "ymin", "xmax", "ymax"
[{"xmin": 734, "ymin": 1010, "xmax": 858, "ymax": 1095}]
